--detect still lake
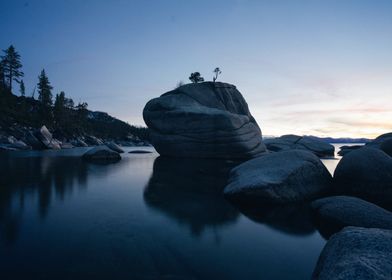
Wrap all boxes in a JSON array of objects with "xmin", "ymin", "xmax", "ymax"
[{"xmin": 0, "ymin": 144, "xmax": 354, "ymax": 280}]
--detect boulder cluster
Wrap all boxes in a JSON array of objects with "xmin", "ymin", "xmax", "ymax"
[{"xmin": 142, "ymin": 82, "xmax": 392, "ymax": 280}]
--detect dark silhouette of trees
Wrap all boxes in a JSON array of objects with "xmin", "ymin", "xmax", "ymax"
[
  {"xmin": 189, "ymin": 72, "xmax": 204, "ymax": 83},
  {"xmin": 19, "ymin": 79, "xmax": 25, "ymax": 96},
  {"xmin": 37, "ymin": 69, "xmax": 53, "ymax": 106},
  {"xmin": 213, "ymin": 67, "xmax": 222, "ymax": 82},
  {"xmin": 37, "ymin": 69, "xmax": 53, "ymax": 125},
  {"xmin": 1, "ymin": 45, "xmax": 24, "ymax": 93}
]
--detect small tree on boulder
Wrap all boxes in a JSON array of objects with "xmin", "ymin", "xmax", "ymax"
[
  {"xmin": 213, "ymin": 67, "xmax": 221, "ymax": 82},
  {"xmin": 189, "ymin": 72, "xmax": 204, "ymax": 83}
]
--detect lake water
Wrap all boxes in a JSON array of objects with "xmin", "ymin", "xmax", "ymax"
[{"xmin": 0, "ymin": 144, "xmax": 357, "ymax": 280}]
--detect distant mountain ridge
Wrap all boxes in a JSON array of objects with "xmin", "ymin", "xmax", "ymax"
[{"xmin": 263, "ymin": 135, "xmax": 371, "ymax": 143}]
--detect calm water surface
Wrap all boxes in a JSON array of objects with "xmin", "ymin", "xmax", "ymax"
[{"xmin": 0, "ymin": 144, "xmax": 356, "ymax": 280}]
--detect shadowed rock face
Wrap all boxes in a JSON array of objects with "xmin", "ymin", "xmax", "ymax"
[
  {"xmin": 224, "ymin": 150, "xmax": 332, "ymax": 204},
  {"xmin": 311, "ymin": 196, "xmax": 392, "ymax": 239},
  {"xmin": 264, "ymin": 134, "xmax": 335, "ymax": 157},
  {"xmin": 143, "ymin": 82, "xmax": 266, "ymax": 159},
  {"xmin": 333, "ymin": 147, "xmax": 392, "ymax": 209},
  {"xmin": 312, "ymin": 227, "xmax": 392, "ymax": 280}
]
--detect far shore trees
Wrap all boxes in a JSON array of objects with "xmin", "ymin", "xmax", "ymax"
[
  {"xmin": 189, "ymin": 72, "xmax": 204, "ymax": 83},
  {"xmin": 1, "ymin": 45, "xmax": 24, "ymax": 93}
]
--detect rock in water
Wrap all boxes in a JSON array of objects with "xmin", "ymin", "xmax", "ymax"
[
  {"xmin": 264, "ymin": 134, "xmax": 335, "ymax": 157},
  {"xmin": 224, "ymin": 150, "xmax": 332, "ymax": 204},
  {"xmin": 312, "ymin": 227, "xmax": 392, "ymax": 280},
  {"xmin": 82, "ymin": 146, "xmax": 121, "ymax": 161},
  {"xmin": 105, "ymin": 141, "xmax": 124, "ymax": 153},
  {"xmin": 312, "ymin": 196, "xmax": 392, "ymax": 238},
  {"xmin": 333, "ymin": 147, "xmax": 392, "ymax": 208},
  {"xmin": 143, "ymin": 82, "xmax": 266, "ymax": 159}
]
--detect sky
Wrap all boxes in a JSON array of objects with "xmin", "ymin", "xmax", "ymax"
[{"xmin": 1, "ymin": 0, "xmax": 391, "ymax": 138}]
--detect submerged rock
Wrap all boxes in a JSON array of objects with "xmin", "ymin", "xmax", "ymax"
[
  {"xmin": 82, "ymin": 146, "xmax": 121, "ymax": 161},
  {"xmin": 312, "ymin": 196, "xmax": 392, "ymax": 238},
  {"xmin": 128, "ymin": 150, "xmax": 152, "ymax": 154},
  {"xmin": 105, "ymin": 141, "xmax": 124, "ymax": 153},
  {"xmin": 333, "ymin": 147, "xmax": 392, "ymax": 208},
  {"xmin": 312, "ymin": 227, "xmax": 392, "ymax": 280},
  {"xmin": 224, "ymin": 150, "xmax": 332, "ymax": 204},
  {"xmin": 264, "ymin": 135, "xmax": 335, "ymax": 157},
  {"xmin": 143, "ymin": 82, "xmax": 266, "ymax": 159}
]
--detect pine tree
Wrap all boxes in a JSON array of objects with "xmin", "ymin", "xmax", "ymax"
[
  {"xmin": 1, "ymin": 45, "xmax": 24, "ymax": 93},
  {"xmin": 20, "ymin": 79, "xmax": 25, "ymax": 96},
  {"xmin": 54, "ymin": 91, "xmax": 66, "ymax": 125},
  {"xmin": 37, "ymin": 69, "xmax": 53, "ymax": 106},
  {"xmin": 0, "ymin": 62, "xmax": 5, "ymax": 93}
]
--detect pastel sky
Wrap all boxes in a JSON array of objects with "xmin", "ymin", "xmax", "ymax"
[{"xmin": 1, "ymin": 0, "xmax": 391, "ymax": 138}]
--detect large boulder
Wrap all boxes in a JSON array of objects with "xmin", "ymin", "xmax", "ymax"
[
  {"xmin": 380, "ymin": 138, "xmax": 392, "ymax": 157},
  {"xmin": 312, "ymin": 227, "xmax": 392, "ymax": 280},
  {"xmin": 224, "ymin": 150, "xmax": 332, "ymax": 204},
  {"xmin": 333, "ymin": 147, "xmax": 392, "ymax": 208},
  {"xmin": 82, "ymin": 146, "xmax": 121, "ymax": 161},
  {"xmin": 312, "ymin": 196, "xmax": 392, "ymax": 238},
  {"xmin": 34, "ymin": 126, "xmax": 61, "ymax": 149},
  {"xmin": 366, "ymin": 132, "xmax": 392, "ymax": 149},
  {"xmin": 264, "ymin": 135, "xmax": 335, "ymax": 157},
  {"xmin": 143, "ymin": 82, "xmax": 266, "ymax": 159}
]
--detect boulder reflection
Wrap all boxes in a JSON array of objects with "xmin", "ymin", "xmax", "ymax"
[
  {"xmin": 144, "ymin": 156, "xmax": 240, "ymax": 237},
  {"xmin": 233, "ymin": 202, "xmax": 316, "ymax": 236}
]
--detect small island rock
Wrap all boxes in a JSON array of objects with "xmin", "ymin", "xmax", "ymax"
[
  {"xmin": 82, "ymin": 146, "xmax": 121, "ymax": 161},
  {"xmin": 224, "ymin": 150, "xmax": 332, "ymax": 204}
]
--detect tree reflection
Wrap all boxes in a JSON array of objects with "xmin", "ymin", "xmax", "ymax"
[{"xmin": 0, "ymin": 154, "xmax": 88, "ymax": 244}]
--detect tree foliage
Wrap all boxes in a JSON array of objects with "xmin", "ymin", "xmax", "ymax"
[
  {"xmin": 19, "ymin": 79, "xmax": 25, "ymax": 96},
  {"xmin": 37, "ymin": 69, "xmax": 53, "ymax": 106},
  {"xmin": 1, "ymin": 45, "xmax": 24, "ymax": 92},
  {"xmin": 189, "ymin": 72, "xmax": 204, "ymax": 83}
]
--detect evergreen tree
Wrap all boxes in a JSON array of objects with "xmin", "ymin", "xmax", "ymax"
[
  {"xmin": 1, "ymin": 45, "xmax": 24, "ymax": 93},
  {"xmin": 37, "ymin": 69, "xmax": 53, "ymax": 125},
  {"xmin": 0, "ymin": 62, "xmax": 5, "ymax": 93},
  {"xmin": 19, "ymin": 79, "xmax": 25, "ymax": 96},
  {"xmin": 37, "ymin": 69, "xmax": 53, "ymax": 106},
  {"xmin": 54, "ymin": 91, "xmax": 65, "ymax": 125}
]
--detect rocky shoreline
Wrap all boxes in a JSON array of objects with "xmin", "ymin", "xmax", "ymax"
[{"xmin": 0, "ymin": 124, "xmax": 150, "ymax": 152}]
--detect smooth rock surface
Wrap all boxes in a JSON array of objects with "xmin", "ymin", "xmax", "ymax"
[
  {"xmin": 34, "ymin": 126, "xmax": 61, "ymax": 149},
  {"xmin": 224, "ymin": 150, "xmax": 332, "ymax": 204},
  {"xmin": 82, "ymin": 146, "xmax": 121, "ymax": 161},
  {"xmin": 333, "ymin": 147, "xmax": 392, "ymax": 208},
  {"xmin": 312, "ymin": 227, "xmax": 392, "ymax": 280},
  {"xmin": 143, "ymin": 82, "xmax": 266, "ymax": 159},
  {"xmin": 380, "ymin": 138, "xmax": 392, "ymax": 157},
  {"xmin": 366, "ymin": 132, "xmax": 392, "ymax": 149},
  {"xmin": 264, "ymin": 135, "xmax": 335, "ymax": 157},
  {"xmin": 312, "ymin": 196, "xmax": 392, "ymax": 237},
  {"xmin": 105, "ymin": 141, "xmax": 124, "ymax": 153}
]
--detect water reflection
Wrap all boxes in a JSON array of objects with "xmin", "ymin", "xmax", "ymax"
[
  {"xmin": 0, "ymin": 155, "xmax": 89, "ymax": 244},
  {"xmin": 144, "ymin": 156, "xmax": 240, "ymax": 237},
  {"xmin": 234, "ymin": 202, "xmax": 315, "ymax": 236}
]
